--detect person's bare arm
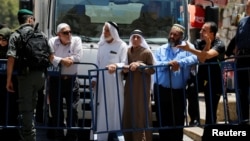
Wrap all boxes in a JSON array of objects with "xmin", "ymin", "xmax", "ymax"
[
  {"xmin": 6, "ymin": 57, "xmax": 15, "ymax": 92},
  {"xmin": 177, "ymin": 41, "xmax": 218, "ymax": 63}
]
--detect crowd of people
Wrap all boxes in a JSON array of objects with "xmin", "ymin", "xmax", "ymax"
[{"xmin": 1, "ymin": 0, "xmax": 250, "ymax": 140}]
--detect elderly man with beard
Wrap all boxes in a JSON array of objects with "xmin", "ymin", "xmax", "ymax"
[
  {"xmin": 153, "ymin": 24, "xmax": 198, "ymax": 141},
  {"xmin": 90, "ymin": 21, "xmax": 128, "ymax": 141}
]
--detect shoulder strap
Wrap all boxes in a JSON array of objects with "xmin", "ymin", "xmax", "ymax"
[
  {"xmin": 16, "ymin": 28, "xmax": 23, "ymax": 40},
  {"xmin": 34, "ymin": 23, "xmax": 39, "ymax": 31},
  {"xmin": 15, "ymin": 29, "xmax": 25, "ymax": 51},
  {"xmin": 17, "ymin": 27, "xmax": 35, "ymax": 44}
]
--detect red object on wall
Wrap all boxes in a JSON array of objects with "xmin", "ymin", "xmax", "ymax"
[
  {"xmin": 195, "ymin": 0, "xmax": 228, "ymax": 7},
  {"xmin": 189, "ymin": 4, "xmax": 205, "ymax": 28}
]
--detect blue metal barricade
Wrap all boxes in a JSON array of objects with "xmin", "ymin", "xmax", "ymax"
[
  {"xmin": 88, "ymin": 67, "xmax": 124, "ymax": 141},
  {"xmin": 0, "ymin": 59, "xmax": 19, "ymax": 131},
  {"xmin": 1, "ymin": 59, "xmax": 249, "ymax": 140},
  {"xmin": 87, "ymin": 60, "xmax": 249, "ymax": 140},
  {"xmin": 0, "ymin": 59, "xmax": 8, "ymax": 129},
  {"xmin": 39, "ymin": 62, "xmax": 98, "ymax": 131}
]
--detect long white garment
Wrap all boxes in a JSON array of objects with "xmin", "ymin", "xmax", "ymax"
[{"xmin": 91, "ymin": 40, "xmax": 128, "ymax": 141}]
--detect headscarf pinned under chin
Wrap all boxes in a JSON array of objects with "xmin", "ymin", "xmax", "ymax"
[
  {"xmin": 98, "ymin": 21, "xmax": 123, "ymax": 46},
  {"xmin": 129, "ymin": 29, "xmax": 157, "ymax": 65},
  {"xmin": 129, "ymin": 29, "xmax": 157, "ymax": 91},
  {"xmin": 128, "ymin": 29, "xmax": 150, "ymax": 50}
]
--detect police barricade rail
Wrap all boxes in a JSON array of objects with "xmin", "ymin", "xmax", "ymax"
[
  {"xmin": 0, "ymin": 59, "xmax": 8, "ymax": 129},
  {"xmin": 40, "ymin": 62, "xmax": 98, "ymax": 131},
  {"xmin": 0, "ymin": 61, "xmax": 98, "ymax": 138},
  {"xmin": 0, "ymin": 59, "xmax": 19, "ymax": 131},
  {"xmin": 1, "ymin": 59, "xmax": 249, "ymax": 140},
  {"xmin": 0, "ymin": 59, "xmax": 7, "ymax": 72},
  {"xmin": 88, "ymin": 60, "xmax": 249, "ymax": 140},
  {"xmin": 88, "ymin": 66, "xmax": 125, "ymax": 140}
]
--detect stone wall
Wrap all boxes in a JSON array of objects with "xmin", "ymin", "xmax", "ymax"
[
  {"xmin": 190, "ymin": 0, "xmax": 246, "ymax": 50},
  {"xmin": 218, "ymin": 0, "xmax": 245, "ymax": 49}
]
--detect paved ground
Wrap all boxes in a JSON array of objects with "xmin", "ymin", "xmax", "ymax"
[{"xmin": 35, "ymin": 129, "xmax": 194, "ymax": 141}]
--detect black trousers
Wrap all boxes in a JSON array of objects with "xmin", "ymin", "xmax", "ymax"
[
  {"xmin": 236, "ymin": 51, "xmax": 250, "ymax": 123},
  {"xmin": 153, "ymin": 84, "xmax": 185, "ymax": 141},
  {"xmin": 197, "ymin": 66, "xmax": 222, "ymax": 125},
  {"xmin": 203, "ymin": 85, "xmax": 221, "ymax": 124},
  {"xmin": 47, "ymin": 76, "xmax": 79, "ymax": 138},
  {"xmin": 186, "ymin": 73, "xmax": 199, "ymax": 122}
]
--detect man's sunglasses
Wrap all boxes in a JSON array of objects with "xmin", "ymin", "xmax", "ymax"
[{"xmin": 61, "ymin": 31, "xmax": 72, "ymax": 35}]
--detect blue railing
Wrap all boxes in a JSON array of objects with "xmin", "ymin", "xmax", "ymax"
[{"xmin": 0, "ymin": 59, "xmax": 249, "ymax": 140}]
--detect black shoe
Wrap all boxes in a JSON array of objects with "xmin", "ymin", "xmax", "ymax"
[
  {"xmin": 65, "ymin": 134, "xmax": 78, "ymax": 141},
  {"xmin": 0, "ymin": 128, "xmax": 21, "ymax": 140},
  {"xmin": 65, "ymin": 135, "xmax": 78, "ymax": 141},
  {"xmin": 189, "ymin": 120, "xmax": 200, "ymax": 126},
  {"xmin": 64, "ymin": 136, "xmax": 78, "ymax": 141},
  {"xmin": 47, "ymin": 129, "xmax": 65, "ymax": 140},
  {"xmin": 240, "ymin": 119, "xmax": 249, "ymax": 125}
]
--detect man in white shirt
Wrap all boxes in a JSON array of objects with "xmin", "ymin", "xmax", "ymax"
[{"xmin": 47, "ymin": 23, "xmax": 82, "ymax": 141}]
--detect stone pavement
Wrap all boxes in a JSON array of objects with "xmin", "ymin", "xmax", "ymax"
[
  {"xmin": 35, "ymin": 129, "xmax": 194, "ymax": 141},
  {"xmin": 183, "ymin": 92, "xmax": 241, "ymax": 141},
  {"xmin": 4, "ymin": 93, "xmax": 240, "ymax": 141}
]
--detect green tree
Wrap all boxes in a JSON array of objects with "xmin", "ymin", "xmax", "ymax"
[{"xmin": 0, "ymin": 0, "xmax": 19, "ymax": 29}]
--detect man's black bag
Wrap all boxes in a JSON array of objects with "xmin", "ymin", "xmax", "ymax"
[{"xmin": 16, "ymin": 23, "xmax": 51, "ymax": 74}]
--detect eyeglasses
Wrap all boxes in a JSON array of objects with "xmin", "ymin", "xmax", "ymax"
[{"xmin": 61, "ymin": 31, "xmax": 72, "ymax": 35}]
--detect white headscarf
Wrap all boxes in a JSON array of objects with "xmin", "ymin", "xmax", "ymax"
[
  {"xmin": 128, "ymin": 29, "xmax": 157, "ymax": 65},
  {"xmin": 128, "ymin": 29, "xmax": 150, "ymax": 50},
  {"xmin": 129, "ymin": 29, "xmax": 156, "ymax": 91},
  {"xmin": 98, "ymin": 21, "xmax": 123, "ymax": 46}
]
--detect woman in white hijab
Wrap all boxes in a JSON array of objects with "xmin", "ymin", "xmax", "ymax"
[{"xmin": 122, "ymin": 29, "xmax": 155, "ymax": 141}]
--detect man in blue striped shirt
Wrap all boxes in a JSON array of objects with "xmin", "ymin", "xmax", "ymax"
[{"xmin": 153, "ymin": 24, "xmax": 198, "ymax": 141}]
